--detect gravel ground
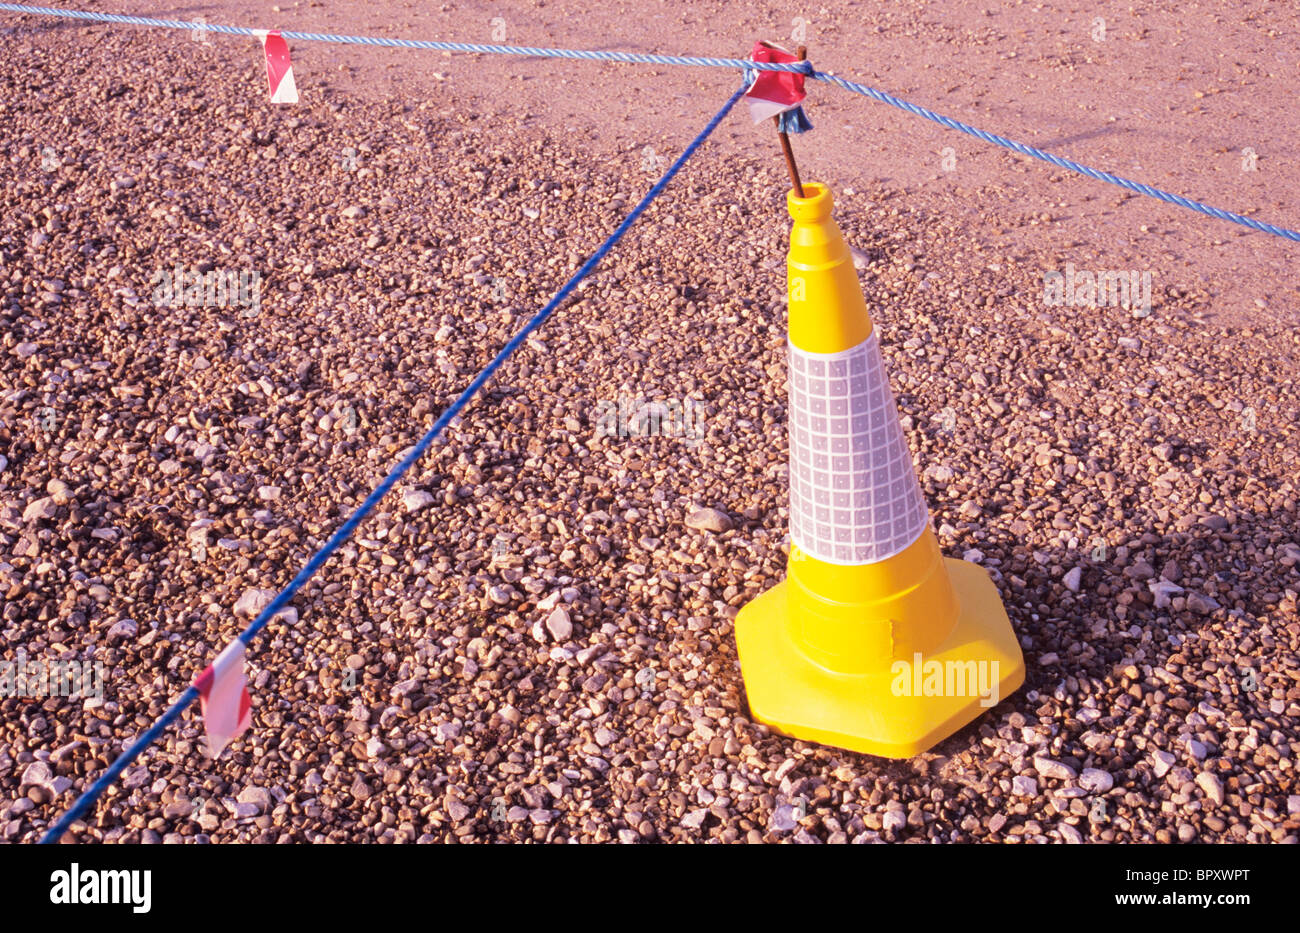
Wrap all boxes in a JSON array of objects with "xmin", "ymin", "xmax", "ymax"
[{"xmin": 1, "ymin": 11, "xmax": 1297, "ymax": 844}]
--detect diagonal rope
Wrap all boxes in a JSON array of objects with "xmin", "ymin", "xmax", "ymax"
[{"xmin": 37, "ymin": 81, "xmax": 748, "ymax": 845}]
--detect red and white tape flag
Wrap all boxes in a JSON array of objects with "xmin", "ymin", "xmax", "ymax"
[
  {"xmin": 743, "ymin": 41, "xmax": 807, "ymax": 123},
  {"xmin": 193, "ymin": 640, "xmax": 252, "ymax": 757},
  {"xmin": 254, "ymin": 29, "xmax": 298, "ymax": 104}
]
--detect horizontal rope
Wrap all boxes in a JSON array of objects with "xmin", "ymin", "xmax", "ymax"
[
  {"xmin": 3, "ymin": 3, "xmax": 1296, "ymax": 242},
  {"xmin": 0, "ymin": 4, "xmax": 813, "ymax": 71},
  {"xmin": 812, "ymin": 71, "xmax": 1300, "ymax": 243},
  {"xmin": 37, "ymin": 81, "xmax": 748, "ymax": 845}
]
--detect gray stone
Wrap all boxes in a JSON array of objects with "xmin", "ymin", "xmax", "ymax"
[
  {"xmin": 1059, "ymin": 821, "xmax": 1084, "ymax": 844},
  {"xmin": 107, "ymin": 618, "xmax": 138, "ymax": 640},
  {"xmin": 164, "ymin": 799, "xmax": 193, "ymax": 820},
  {"xmin": 1149, "ymin": 579, "xmax": 1184, "ymax": 609},
  {"xmin": 1079, "ymin": 768, "xmax": 1114, "ymax": 794},
  {"xmin": 236, "ymin": 786, "xmax": 271, "ymax": 813},
  {"xmin": 1187, "ymin": 593, "xmax": 1221, "ymax": 615},
  {"xmin": 881, "ymin": 808, "xmax": 906, "ymax": 833},
  {"xmin": 22, "ymin": 497, "xmax": 57, "ymax": 522},
  {"xmin": 1033, "ymin": 756, "xmax": 1077, "ymax": 781},
  {"xmin": 233, "ymin": 588, "xmax": 297, "ymax": 624},
  {"xmin": 1195, "ymin": 772, "xmax": 1225, "ymax": 806},
  {"xmin": 19, "ymin": 761, "xmax": 51, "ymax": 788},
  {"xmin": 685, "ymin": 508, "xmax": 733, "ymax": 534},
  {"xmin": 1151, "ymin": 749, "xmax": 1176, "ymax": 777},
  {"xmin": 681, "ymin": 809, "xmax": 708, "ymax": 830},
  {"xmin": 402, "ymin": 489, "xmax": 435, "ymax": 512},
  {"xmin": 545, "ymin": 606, "xmax": 573, "ymax": 641}
]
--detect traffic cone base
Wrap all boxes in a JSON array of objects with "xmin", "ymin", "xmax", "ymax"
[{"xmin": 735, "ymin": 557, "xmax": 1025, "ymax": 758}]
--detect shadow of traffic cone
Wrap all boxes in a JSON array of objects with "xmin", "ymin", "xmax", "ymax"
[{"xmin": 734, "ymin": 182, "xmax": 1025, "ymax": 758}]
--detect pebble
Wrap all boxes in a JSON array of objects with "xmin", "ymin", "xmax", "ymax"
[
  {"xmin": 163, "ymin": 799, "xmax": 193, "ymax": 820},
  {"xmin": 402, "ymin": 489, "xmax": 435, "ymax": 512},
  {"xmin": 1151, "ymin": 750, "xmax": 1176, "ymax": 777},
  {"xmin": 1062, "ymin": 566, "xmax": 1082, "ymax": 593},
  {"xmin": 1078, "ymin": 769, "xmax": 1114, "ymax": 794},
  {"xmin": 236, "ymin": 789, "xmax": 273, "ymax": 818},
  {"xmin": 681, "ymin": 809, "xmax": 708, "ymax": 830},
  {"xmin": 20, "ymin": 762, "xmax": 51, "ymax": 788},
  {"xmin": 1186, "ymin": 593, "xmax": 1221, "ymax": 614},
  {"xmin": 545, "ymin": 606, "xmax": 573, "ymax": 641},
  {"xmin": 22, "ymin": 497, "xmax": 57, "ymax": 522},
  {"xmin": 233, "ymin": 588, "xmax": 297, "ymax": 624},
  {"xmin": 1033, "ymin": 756, "xmax": 1077, "ymax": 781},
  {"xmin": 927, "ymin": 464, "xmax": 955, "ymax": 483},
  {"xmin": 685, "ymin": 508, "xmax": 733, "ymax": 534},
  {"xmin": 1195, "ymin": 772, "xmax": 1225, "ymax": 806},
  {"xmin": 1149, "ymin": 579, "xmax": 1184, "ymax": 609},
  {"xmin": 107, "ymin": 618, "xmax": 138, "ymax": 640}
]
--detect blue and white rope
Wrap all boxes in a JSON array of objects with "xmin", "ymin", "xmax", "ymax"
[
  {"xmin": 37, "ymin": 81, "xmax": 748, "ymax": 845},
  {"xmin": 813, "ymin": 71, "xmax": 1300, "ymax": 243},
  {"xmin": 1, "ymin": 3, "xmax": 1295, "ymax": 241},
  {"xmin": 0, "ymin": 4, "xmax": 813, "ymax": 72}
]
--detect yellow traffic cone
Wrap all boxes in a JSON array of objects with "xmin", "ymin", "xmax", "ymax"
[{"xmin": 734, "ymin": 182, "xmax": 1025, "ymax": 758}]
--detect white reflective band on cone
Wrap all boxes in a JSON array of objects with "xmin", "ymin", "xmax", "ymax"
[{"xmin": 788, "ymin": 331, "xmax": 929, "ymax": 565}]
